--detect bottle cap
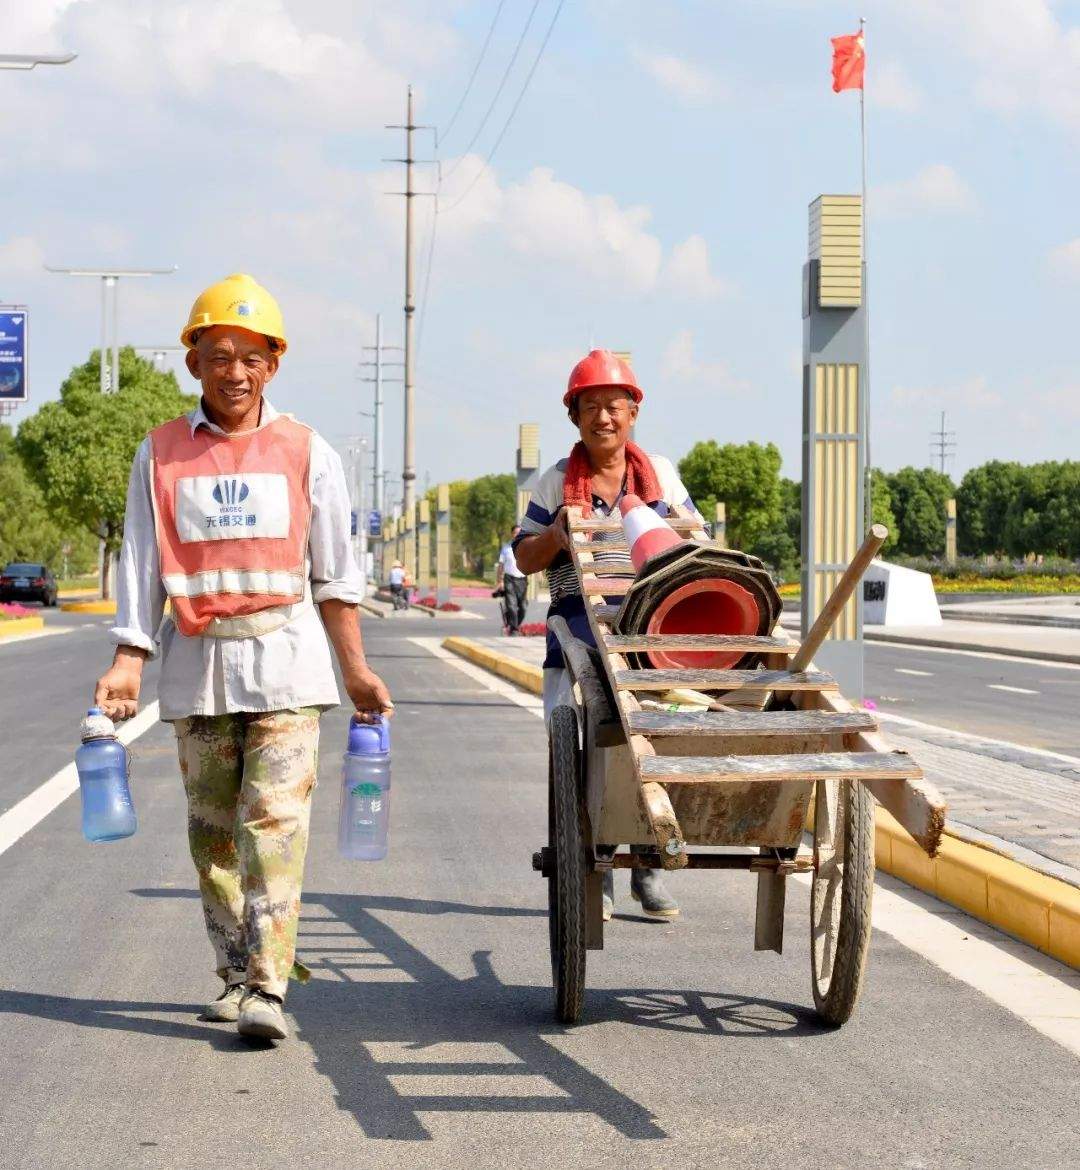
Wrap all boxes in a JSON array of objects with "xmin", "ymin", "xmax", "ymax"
[
  {"xmin": 81, "ymin": 709, "xmax": 116, "ymax": 741},
  {"xmin": 347, "ymin": 715, "xmax": 390, "ymax": 755}
]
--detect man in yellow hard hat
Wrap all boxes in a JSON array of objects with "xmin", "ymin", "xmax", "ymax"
[{"xmin": 93, "ymin": 274, "xmax": 392, "ymax": 1042}]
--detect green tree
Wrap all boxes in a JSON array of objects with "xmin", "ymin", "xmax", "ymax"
[
  {"xmin": 885, "ymin": 467, "xmax": 955, "ymax": 557},
  {"xmin": 16, "ymin": 347, "xmax": 196, "ymax": 596},
  {"xmin": 956, "ymin": 461, "xmax": 1023, "ymax": 556},
  {"xmin": 462, "ymin": 473, "xmax": 516, "ymax": 575},
  {"xmin": 869, "ymin": 469, "xmax": 899, "ymax": 554},
  {"xmin": 678, "ymin": 440, "xmax": 783, "ymax": 551},
  {"xmin": 1002, "ymin": 461, "xmax": 1080, "ymax": 559},
  {"xmin": 0, "ymin": 426, "xmax": 96, "ymax": 573},
  {"xmin": 749, "ymin": 476, "xmax": 800, "ymax": 579}
]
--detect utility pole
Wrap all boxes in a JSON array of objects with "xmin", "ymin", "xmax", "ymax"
[
  {"xmin": 930, "ymin": 410, "xmax": 956, "ymax": 474},
  {"xmin": 386, "ymin": 85, "xmax": 435, "ymax": 521},
  {"xmin": 135, "ymin": 345, "xmax": 184, "ymax": 372},
  {"xmin": 360, "ymin": 313, "xmax": 404, "ymax": 519},
  {"xmin": 45, "ymin": 266, "xmax": 176, "ymax": 393}
]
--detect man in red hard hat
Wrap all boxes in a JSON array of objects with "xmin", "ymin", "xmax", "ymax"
[{"xmin": 514, "ymin": 349, "xmax": 703, "ymax": 921}]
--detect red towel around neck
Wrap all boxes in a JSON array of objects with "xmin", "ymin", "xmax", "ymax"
[{"xmin": 562, "ymin": 440, "xmax": 661, "ymax": 516}]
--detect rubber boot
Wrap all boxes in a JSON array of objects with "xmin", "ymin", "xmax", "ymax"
[
  {"xmin": 630, "ymin": 867, "xmax": 680, "ymax": 919},
  {"xmin": 601, "ymin": 870, "xmax": 614, "ymax": 921}
]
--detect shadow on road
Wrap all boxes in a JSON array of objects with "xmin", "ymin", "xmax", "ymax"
[{"xmin": 39, "ymin": 887, "xmax": 819, "ymax": 1141}]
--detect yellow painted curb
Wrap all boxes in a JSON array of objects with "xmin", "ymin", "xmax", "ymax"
[
  {"xmin": 58, "ymin": 588, "xmax": 97, "ymax": 599},
  {"xmin": 444, "ymin": 634, "xmax": 1080, "ymax": 971},
  {"xmin": 442, "ymin": 636, "xmax": 543, "ymax": 696},
  {"xmin": 61, "ymin": 599, "xmax": 117, "ymax": 614},
  {"xmin": 0, "ymin": 616, "xmax": 45, "ymax": 638}
]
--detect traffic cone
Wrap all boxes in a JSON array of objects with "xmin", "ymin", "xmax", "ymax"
[{"xmin": 619, "ymin": 495, "xmax": 685, "ymax": 571}]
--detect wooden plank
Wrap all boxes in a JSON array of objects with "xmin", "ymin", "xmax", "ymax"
[
  {"xmin": 593, "ymin": 604, "xmax": 620, "ymax": 624},
  {"xmin": 582, "ymin": 577, "xmax": 634, "ymax": 596},
  {"xmin": 626, "ymin": 709, "xmax": 878, "ymax": 737},
  {"xmin": 639, "ymin": 750, "xmax": 919, "ymax": 783},
  {"xmin": 576, "ymin": 560, "xmax": 637, "ymax": 576},
  {"xmin": 615, "ymin": 668, "xmax": 837, "ymax": 692},
  {"xmin": 640, "ymin": 781, "xmax": 688, "ymax": 870},
  {"xmin": 570, "ymin": 516, "xmax": 701, "ymax": 534},
  {"xmin": 603, "ymin": 633, "xmax": 798, "ymax": 654}
]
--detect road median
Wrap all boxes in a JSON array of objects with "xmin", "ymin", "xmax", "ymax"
[
  {"xmin": 441, "ymin": 633, "xmax": 1080, "ymax": 971},
  {"xmin": 60, "ymin": 599, "xmax": 117, "ymax": 615},
  {"xmin": 0, "ymin": 616, "xmax": 45, "ymax": 639}
]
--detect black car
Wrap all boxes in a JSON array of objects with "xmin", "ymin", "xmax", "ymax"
[{"xmin": 0, "ymin": 562, "xmax": 59, "ymax": 606}]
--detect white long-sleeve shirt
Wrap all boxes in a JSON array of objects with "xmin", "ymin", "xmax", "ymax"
[{"xmin": 110, "ymin": 398, "xmax": 364, "ymax": 721}]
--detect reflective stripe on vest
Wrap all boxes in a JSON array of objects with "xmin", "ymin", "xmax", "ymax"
[{"xmin": 149, "ymin": 413, "xmax": 313, "ymax": 638}]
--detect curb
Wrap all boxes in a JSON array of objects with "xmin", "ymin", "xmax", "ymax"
[
  {"xmin": 359, "ymin": 599, "xmax": 388, "ymax": 619},
  {"xmin": 441, "ymin": 634, "xmax": 1080, "ymax": 971},
  {"xmin": 0, "ymin": 616, "xmax": 45, "ymax": 639},
  {"xmin": 864, "ymin": 629, "xmax": 1080, "ymax": 665},
  {"xmin": 442, "ymin": 636, "xmax": 543, "ymax": 696},
  {"xmin": 61, "ymin": 599, "xmax": 117, "ymax": 615}
]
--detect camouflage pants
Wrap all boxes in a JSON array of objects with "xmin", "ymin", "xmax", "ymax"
[{"xmin": 174, "ymin": 708, "xmax": 320, "ymax": 1001}]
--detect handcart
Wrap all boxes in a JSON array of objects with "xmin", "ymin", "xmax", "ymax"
[{"xmin": 532, "ymin": 507, "xmax": 947, "ymax": 1026}]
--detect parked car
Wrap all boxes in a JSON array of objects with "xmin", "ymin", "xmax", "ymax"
[{"xmin": 0, "ymin": 563, "xmax": 59, "ymax": 606}]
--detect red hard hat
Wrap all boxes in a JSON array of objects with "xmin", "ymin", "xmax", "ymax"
[{"xmin": 564, "ymin": 349, "xmax": 642, "ymax": 407}]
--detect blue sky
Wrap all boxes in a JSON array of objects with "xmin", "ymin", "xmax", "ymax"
[{"xmin": 3, "ymin": 0, "xmax": 1079, "ymax": 504}]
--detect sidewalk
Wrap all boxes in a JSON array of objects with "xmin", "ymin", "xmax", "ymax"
[{"xmin": 940, "ymin": 594, "xmax": 1080, "ymax": 630}]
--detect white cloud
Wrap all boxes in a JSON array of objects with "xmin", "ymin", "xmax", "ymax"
[
  {"xmin": 1047, "ymin": 238, "xmax": 1080, "ymax": 280},
  {"xmin": 891, "ymin": 376, "xmax": 1003, "ymax": 411},
  {"xmin": 632, "ymin": 49, "xmax": 724, "ymax": 105},
  {"xmin": 873, "ymin": 164, "xmax": 977, "ymax": 218},
  {"xmin": 660, "ymin": 329, "xmax": 750, "ymax": 395},
  {"xmin": 872, "ymin": 61, "xmax": 924, "ymax": 113},
  {"xmin": 890, "ymin": 0, "xmax": 1080, "ymax": 130},
  {"xmin": 662, "ymin": 235, "xmax": 733, "ymax": 300}
]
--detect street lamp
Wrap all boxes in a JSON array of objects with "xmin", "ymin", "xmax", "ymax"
[
  {"xmin": 44, "ymin": 266, "xmax": 177, "ymax": 393},
  {"xmin": 135, "ymin": 345, "xmax": 184, "ymax": 372},
  {"xmin": 0, "ymin": 53, "xmax": 77, "ymax": 70}
]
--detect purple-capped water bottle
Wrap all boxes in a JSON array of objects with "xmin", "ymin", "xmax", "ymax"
[
  {"xmin": 337, "ymin": 716, "xmax": 391, "ymax": 860},
  {"xmin": 76, "ymin": 707, "xmax": 137, "ymax": 842}
]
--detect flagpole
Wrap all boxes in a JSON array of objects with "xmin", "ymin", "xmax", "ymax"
[{"xmin": 859, "ymin": 14, "xmax": 872, "ymax": 533}]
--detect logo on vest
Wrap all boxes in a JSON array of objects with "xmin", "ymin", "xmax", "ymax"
[
  {"xmin": 212, "ymin": 479, "xmax": 250, "ymax": 506},
  {"xmin": 174, "ymin": 472, "xmax": 290, "ymax": 543}
]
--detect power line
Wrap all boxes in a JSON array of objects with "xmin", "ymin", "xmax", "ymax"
[
  {"xmin": 442, "ymin": 0, "xmax": 542, "ymax": 182},
  {"xmin": 440, "ymin": 0, "xmax": 507, "ymax": 144},
  {"xmin": 441, "ymin": 0, "xmax": 565, "ymax": 215}
]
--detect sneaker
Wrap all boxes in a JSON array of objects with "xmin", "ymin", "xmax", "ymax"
[
  {"xmin": 601, "ymin": 870, "xmax": 614, "ymax": 922},
  {"xmin": 630, "ymin": 868, "xmax": 680, "ymax": 919},
  {"xmin": 200, "ymin": 982, "xmax": 246, "ymax": 1023},
  {"xmin": 237, "ymin": 988, "xmax": 289, "ymax": 1041}
]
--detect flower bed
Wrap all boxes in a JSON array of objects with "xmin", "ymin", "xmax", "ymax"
[
  {"xmin": 518, "ymin": 621, "xmax": 547, "ymax": 637},
  {"xmin": 0, "ymin": 602, "xmax": 35, "ymax": 619},
  {"xmin": 416, "ymin": 596, "xmax": 462, "ymax": 612}
]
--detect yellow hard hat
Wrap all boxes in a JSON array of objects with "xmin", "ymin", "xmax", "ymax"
[{"xmin": 181, "ymin": 273, "xmax": 287, "ymax": 354}]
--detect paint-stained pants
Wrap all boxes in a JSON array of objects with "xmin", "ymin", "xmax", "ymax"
[{"xmin": 174, "ymin": 708, "xmax": 320, "ymax": 1001}]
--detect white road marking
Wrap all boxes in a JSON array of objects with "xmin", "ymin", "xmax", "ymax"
[
  {"xmin": 802, "ymin": 872, "xmax": 1080, "ymax": 1060},
  {"xmin": 894, "ymin": 667, "xmax": 934, "ymax": 677},
  {"xmin": 0, "ymin": 701, "xmax": 160, "ymax": 858},
  {"xmin": 867, "ymin": 638, "xmax": 1080, "ymax": 672},
  {"xmin": 416, "ymin": 636, "xmax": 1080, "ymax": 1058},
  {"xmin": 409, "ymin": 637, "xmax": 544, "ymax": 718},
  {"xmin": 987, "ymin": 683, "xmax": 1039, "ymax": 695}
]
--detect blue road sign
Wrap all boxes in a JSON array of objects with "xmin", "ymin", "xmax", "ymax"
[
  {"xmin": 0, "ymin": 308, "xmax": 28, "ymax": 403},
  {"xmin": 368, "ymin": 509, "xmax": 382, "ymax": 537}
]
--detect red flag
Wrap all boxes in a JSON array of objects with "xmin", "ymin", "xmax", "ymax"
[{"xmin": 831, "ymin": 32, "xmax": 865, "ymax": 93}]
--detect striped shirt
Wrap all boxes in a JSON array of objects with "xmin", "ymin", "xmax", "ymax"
[{"xmin": 513, "ymin": 454, "xmax": 700, "ymax": 668}]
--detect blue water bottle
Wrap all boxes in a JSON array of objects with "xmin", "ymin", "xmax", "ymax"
[
  {"xmin": 338, "ymin": 716, "xmax": 391, "ymax": 860},
  {"xmin": 76, "ymin": 707, "xmax": 137, "ymax": 843}
]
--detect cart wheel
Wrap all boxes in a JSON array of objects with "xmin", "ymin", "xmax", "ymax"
[
  {"xmin": 547, "ymin": 705, "xmax": 588, "ymax": 1024},
  {"xmin": 810, "ymin": 778, "xmax": 874, "ymax": 1026}
]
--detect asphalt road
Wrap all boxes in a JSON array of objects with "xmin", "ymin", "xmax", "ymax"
[{"xmin": 1, "ymin": 610, "xmax": 1078, "ymax": 1168}]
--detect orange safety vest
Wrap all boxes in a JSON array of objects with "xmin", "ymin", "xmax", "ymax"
[{"xmin": 149, "ymin": 414, "xmax": 313, "ymax": 638}]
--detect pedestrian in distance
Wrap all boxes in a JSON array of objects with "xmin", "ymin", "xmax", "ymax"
[
  {"xmin": 93, "ymin": 273, "xmax": 393, "ymax": 1043},
  {"xmin": 513, "ymin": 349, "xmax": 705, "ymax": 923},
  {"xmin": 388, "ymin": 560, "xmax": 408, "ymax": 610},
  {"xmin": 495, "ymin": 525, "xmax": 528, "ymax": 635}
]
